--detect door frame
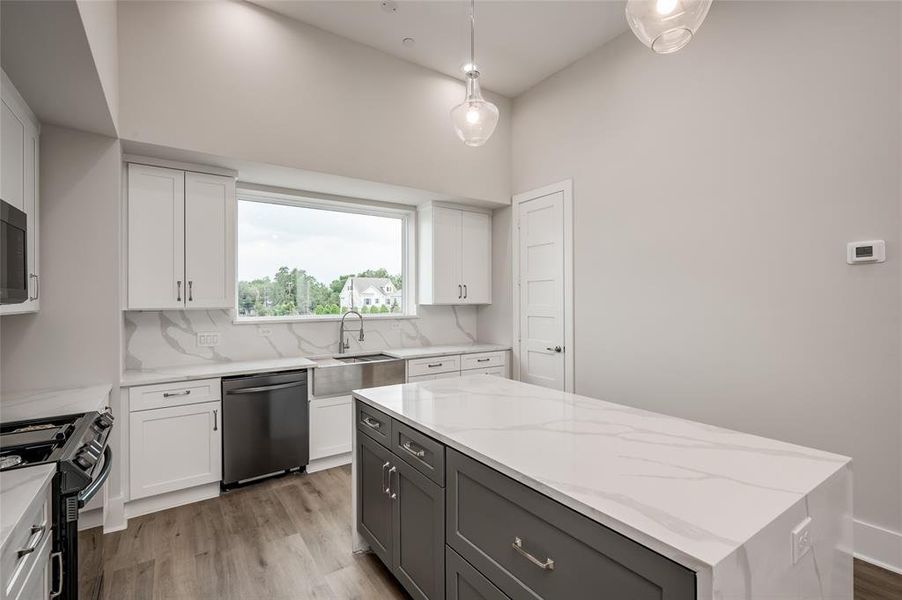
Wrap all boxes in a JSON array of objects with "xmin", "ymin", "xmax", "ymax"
[{"xmin": 511, "ymin": 179, "xmax": 575, "ymax": 392}]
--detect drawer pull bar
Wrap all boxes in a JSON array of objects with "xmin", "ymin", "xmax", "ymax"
[
  {"xmin": 388, "ymin": 466, "xmax": 398, "ymax": 500},
  {"xmin": 361, "ymin": 416, "xmax": 382, "ymax": 430},
  {"xmin": 49, "ymin": 551, "xmax": 63, "ymax": 598},
  {"xmin": 401, "ymin": 440, "xmax": 426, "ymax": 459},
  {"xmin": 476, "ymin": 358, "xmax": 491, "ymax": 363},
  {"xmin": 382, "ymin": 461, "xmax": 391, "ymax": 494},
  {"xmin": 426, "ymin": 363, "xmax": 443, "ymax": 368},
  {"xmin": 163, "ymin": 390, "xmax": 191, "ymax": 398},
  {"xmin": 16, "ymin": 524, "xmax": 46, "ymax": 558},
  {"xmin": 512, "ymin": 537, "xmax": 555, "ymax": 571}
]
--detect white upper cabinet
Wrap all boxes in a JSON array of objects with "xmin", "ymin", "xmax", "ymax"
[
  {"xmin": 418, "ymin": 204, "xmax": 492, "ymax": 305},
  {"xmin": 1, "ymin": 70, "xmax": 40, "ymax": 316},
  {"xmin": 184, "ymin": 172, "xmax": 235, "ymax": 309},
  {"xmin": 127, "ymin": 163, "xmax": 235, "ymax": 310}
]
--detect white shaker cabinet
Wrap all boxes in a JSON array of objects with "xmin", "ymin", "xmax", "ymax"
[
  {"xmin": 126, "ymin": 164, "xmax": 235, "ymax": 310},
  {"xmin": 418, "ymin": 204, "xmax": 491, "ymax": 305},
  {"xmin": 1, "ymin": 70, "xmax": 40, "ymax": 316}
]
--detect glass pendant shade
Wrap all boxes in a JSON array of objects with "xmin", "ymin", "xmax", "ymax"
[
  {"xmin": 450, "ymin": 75, "xmax": 499, "ymax": 147},
  {"xmin": 625, "ymin": 0, "xmax": 713, "ymax": 54}
]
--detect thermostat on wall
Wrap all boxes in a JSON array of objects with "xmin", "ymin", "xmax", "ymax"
[{"xmin": 846, "ymin": 240, "xmax": 885, "ymax": 264}]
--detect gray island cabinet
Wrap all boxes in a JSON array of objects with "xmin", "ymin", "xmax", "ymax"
[{"xmin": 351, "ymin": 376, "xmax": 852, "ymax": 600}]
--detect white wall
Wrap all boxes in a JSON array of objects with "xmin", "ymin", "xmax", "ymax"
[
  {"xmin": 117, "ymin": 0, "xmax": 511, "ymax": 205},
  {"xmin": 76, "ymin": 0, "xmax": 119, "ymax": 131},
  {"xmin": 0, "ymin": 125, "xmax": 121, "ymax": 393},
  {"xmin": 498, "ymin": 0, "xmax": 901, "ymax": 566}
]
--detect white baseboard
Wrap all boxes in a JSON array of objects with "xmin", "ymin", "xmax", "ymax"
[
  {"xmin": 77, "ymin": 508, "xmax": 103, "ymax": 531},
  {"xmin": 307, "ymin": 453, "xmax": 351, "ymax": 474},
  {"xmin": 855, "ymin": 518, "xmax": 902, "ymax": 574},
  {"xmin": 125, "ymin": 482, "xmax": 220, "ymax": 520}
]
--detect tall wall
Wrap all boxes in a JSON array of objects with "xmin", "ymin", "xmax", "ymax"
[
  {"xmin": 117, "ymin": 0, "xmax": 511, "ymax": 205},
  {"xmin": 496, "ymin": 0, "xmax": 902, "ymax": 567}
]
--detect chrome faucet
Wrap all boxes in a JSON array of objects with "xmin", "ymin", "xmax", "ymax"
[{"xmin": 339, "ymin": 310, "xmax": 365, "ymax": 353}]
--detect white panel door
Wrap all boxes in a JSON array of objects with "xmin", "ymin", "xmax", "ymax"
[
  {"xmin": 129, "ymin": 401, "xmax": 222, "ymax": 500},
  {"xmin": 432, "ymin": 206, "xmax": 463, "ymax": 303},
  {"xmin": 184, "ymin": 172, "xmax": 235, "ymax": 309},
  {"xmin": 518, "ymin": 192, "xmax": 566, "ymax": 390},
  {"xmin": 309, "ymin": 395, "xmax": 352, "ymax": 460},
  {"xmin": 127, "ymin": 164, "xmax": 185, "ymax": 309},
  {"xmin": 1, "ymin": 98, "xmax": 25, "ymax": 211},
  {"xmin": 461, "ymin": 210, "xmax": 492, "ymax": 304}
]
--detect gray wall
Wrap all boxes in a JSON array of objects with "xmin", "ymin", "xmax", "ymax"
[
  {"xmin": 489, "ymin": 0, "xmax": 901, "ymax": 553},
  {"xmin": 1, "ymin": 125, "xmax": 122, "ymax": 394}
]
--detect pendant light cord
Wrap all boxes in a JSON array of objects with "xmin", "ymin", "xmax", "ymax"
[{"xmin": 469, "ymin": 0, "xmax": 476, "ymax": 76}]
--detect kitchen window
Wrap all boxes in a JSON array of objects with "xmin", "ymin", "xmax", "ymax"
[{"xmin": 235, "ymin": 191, "xmax": 414, "ymax": 321}]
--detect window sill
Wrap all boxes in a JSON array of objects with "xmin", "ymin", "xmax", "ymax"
[{"xmin": 232, "ymin": 313, "xmax": 419, "ymax": 325}]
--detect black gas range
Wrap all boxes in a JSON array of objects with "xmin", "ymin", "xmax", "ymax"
[{"xmin": 0, "ymin": 410, "xmax": 114, "ymax": 600}]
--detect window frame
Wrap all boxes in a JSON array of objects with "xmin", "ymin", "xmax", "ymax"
[{"xmin": 233, "ymin": 187, "xmax": 417, "ymax": 324}]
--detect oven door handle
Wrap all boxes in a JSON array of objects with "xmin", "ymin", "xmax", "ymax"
[{"xmin": 78, "ymin": 447, "xmax": 112, "ymax": 508}]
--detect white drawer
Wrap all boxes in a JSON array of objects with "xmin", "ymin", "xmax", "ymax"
[
  {"xmin": 407, "ymin": 355, "xmax": 460, "ymax": 377},
  {"xmin": 460, "ymin": 351, "xmax": 506, "ymax": 371},
  {"xmin": 408, "ymin": 371, "xmax": 462, "ymax": 383},
  {"xmin": 2, "ymin": 483, "xmax": 50, "ymax": 600},
  {"xmin": 130, "ymin": 378, "xmax": 221, "ymax": 412},
  {"xmin": 462, "ymin": 366, "xmax": 506, "ymax": 377}
]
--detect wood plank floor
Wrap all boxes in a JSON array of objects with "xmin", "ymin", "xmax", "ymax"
[{"xmin": 80, "ymin": 465, "xmax": 902, "ymax": 599}]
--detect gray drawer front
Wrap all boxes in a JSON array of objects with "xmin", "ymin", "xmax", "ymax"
[
  {"xmin": 446, "ymin": 450, "xmax": 696, "ymax": 600},
  {"xmin": 447, "ymin": 547, "xmax": 510, "ymax": 600},
  {"xmin": 356, "ymin": 400, "xmax": 391, "ymax": 447},
  {"xmin": 392, "ymin": 419, "xmax": 445, "ymax": 486}
]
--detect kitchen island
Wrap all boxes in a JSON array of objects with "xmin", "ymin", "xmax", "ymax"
[{"xmin": 351, "ymin": 375, "xmax": 852, "ymax": 600}]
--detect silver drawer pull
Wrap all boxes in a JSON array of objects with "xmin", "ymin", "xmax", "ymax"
[
  {"xmin": 17, "ymin": 524, "xmax": 46, "ymax": 558},
  {"xmin": 49, "ymin": 551, "xmax": 63, "ymax": 598},
  {"xmin": 362, "ymin": 416, "xmax": 382, "ymax": 430},
  {"xmin": 382, "ymin": 461, "xmax": 391, "ymax": 494},
  {"xmin": 426, "ymin": 362, "xmax": 443, "ymax": 368},
  {"xmin": 163, "ymin": 390, "xmax": 191, "ymax": 398},
  {"xmin": 388, "ymin": 466, "xmax": 398, "ymax": 500},
  {"xmin": 476, "ymin": 358, "xmax": 491, "ymax": 363},
  {"xmin": 402, "ymin": 440, "xmax": 426, "ymax": 459},
  {"xmin": 512, "ymin": 537, "xmax": 555, "ymax": 571}
]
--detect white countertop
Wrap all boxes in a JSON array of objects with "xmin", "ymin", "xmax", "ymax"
[
  {"xmin": 0, "ymin": 465, "xmax": 55, "ymax": 551},
  {"xmin": 382, "ymin": 344, "xmax": 510, "ymax": 359},
  {"xmin": 121, "ymin": 345, "xmax": 510, "ymax": 387},
  {"xmin": 1, "ymin": 384, "xmax": 112, "ymax": 423},
  {"xmin": 353, "ymin": 375, "xmax": 850, "ymax": 571}
]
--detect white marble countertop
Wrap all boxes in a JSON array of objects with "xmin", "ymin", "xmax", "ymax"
[
  {"xmin": 1, "ymin": 384, "xmax": 112, "ymax": 423},
  {"xmin": 0, "ymin": 465, "xmax": 55, "ymax": 551},
  {"xmin": 382, "ymin": 344, "xmax": 510, "ymax": 359},
  {"xmin": 353, "ymin": 375, "xmax": 850, "ymax": 571},
  {"xmin": 121, "ymin": 357, "xmax": 317, "ymax": 387}
]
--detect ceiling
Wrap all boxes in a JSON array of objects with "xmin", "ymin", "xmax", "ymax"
[{"xmin": 250, "ymin": 1, "xmax": 629, "ymax": 98}]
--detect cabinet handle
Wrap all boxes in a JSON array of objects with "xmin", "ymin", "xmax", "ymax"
[
  {"xmin": 458, "ymin": 284, "xmax": 462, "ymax": 299},
  {"xmin": 361, "ymin": 416, "xmax": 382, "ymax": 430},
  {"xmin": 163, "ymin": 390, "xmax": 191, "ymax": 398},
  {"xmin": 177, "ymin": 280, "xmax": 182, "ymax": 302},
  {"xmin": 512, "ymin": 537, "xmax": 555, "ymax": 571},
  {"xmin": 464, "ymin": 284, "xmax": 467, "ymax": 299},
  {"xmin": 16, "ymin": 524, "xmax": 45, "ymax": 558},
  {"xmin": 426, "ymin": 362, "xmax": 443, "ymax": 368},
  {"xmin": 388, "ymin": 466, "xmax": 398, "ymax": 500},
  {"xmin": 28, "ymin": 273, "xmax": 39, "ymax": 301},
  {"xmin": 188, "ymin": 280, "xmax": 194, "ymax": 302},
  {"xmin": 401, "ymin": 440, "xmax": 426, "ymax": 459},
  {"xmin": 49, "ymin": 551, "xmax": 64, "ymax": 598},
  {"xmin": 476, "ymin": 358, "xmax": 491, "ymax": 363},
  {"xmin": 382, "ymin": 461, "xmax": 391, "ymax": 494},
  {"xmin": 213, "ymin": 409, "xmax": 218, "ymax": 431}
]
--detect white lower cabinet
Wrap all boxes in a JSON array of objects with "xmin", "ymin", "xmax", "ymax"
[
  {"xmin": 405, "ymin": 351, "xmax": 509, "ymax": 383},
  {"xmin": 408, "ymin": 371, "xmax": 462, "ymax": 383},
  {"xmin": 309, "ymin": 395, "xmax": 352, "ymax": 460},
  {"xmin": 129, "ymin": 400, "xmax": 222, "ymax": 500}
]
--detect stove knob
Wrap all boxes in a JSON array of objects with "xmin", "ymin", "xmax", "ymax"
[
  {"xmin": 94, "ymin": 412, "xmax": 114, "ymax": 430},
  {"xmin": 74, "ymin": 453, "xmax": 93, "ymax": 470}
]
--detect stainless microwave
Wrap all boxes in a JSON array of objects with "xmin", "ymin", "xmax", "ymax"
[{"xmin": 1, "ymin": 199, "xmax": 28, "ymax": 304}]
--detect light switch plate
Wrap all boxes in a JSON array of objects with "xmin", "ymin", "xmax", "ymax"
[
  {"xmin": 196, "ymin": 332, "xmax": 220, "ymax": 347},
  {"xmin": 791, "ymin": 516, "xmax": 813, "ymax": 564}
]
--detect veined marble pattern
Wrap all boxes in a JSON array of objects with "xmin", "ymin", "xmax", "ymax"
[
  {"xmin": 124, "ymin": 305, "xmax": 477, "ymax": 370},
  {"xmin": 0, "ymin": 384, "xmax": 112, "ymax": 422},
  {"xmin": 353, "ymin": 375, "xmax": 852, "ymax": 598}
]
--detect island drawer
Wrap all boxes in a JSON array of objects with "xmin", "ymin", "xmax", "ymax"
[
  {"xmin": 446, "ymin": 450, "xmax": 696, "ymax": 600},
  {"xmin": 356, "ymin": 400, "xmax": 392, "ymax": 447},
  {"xmin": 2, "ymin": 479, "xmax": 50, "ymax": 600},
  {"xmin": 460, "ymin": 352, "xmax": 505, "ymax": 371},
  {"xmin": 446, "ymin": 547, "xmax": 510, "ymax": 600},
  {"xmin": 408, "ymin": 355, "xmax": 460, "ymax": 377},
  {"xmin": 392, "ymin": 420, "xmax": 445, "ymax": 486}
]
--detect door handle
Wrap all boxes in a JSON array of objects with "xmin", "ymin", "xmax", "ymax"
[
  {"xmin": 463, "ymin": 284, "xmax": 467, "ymax": 299},
  {"xmin": 546, "ymin": 345, "xmax": 563, "ymax": 353},
  {"xmin": 177, "ymin": 280, "xmax": 182, "ymax": 302},
  {"xmin": 388, "ymin": 466, "xmax": 398, "ymax": 500},
  {"xmin": 382, "ymin": 461, "xmax": 391, "ymax": 494},
  {"xmin": 213, "ymin": 409, "xmax": 218, "ymax": 431},
  {"xmin": 49, "ymin": 551, "xmax": 63, "ymax": 598},
  {"xmin": 188, "ymin": 280, "xmax": 193, "ymax": 302},
  {"xmin": 226, "ymin": 381, "xmax": 307, "ymax": 394},
  {"xmin": 458, "ymin": 284, "xmax": 462, "ymax": 299}
]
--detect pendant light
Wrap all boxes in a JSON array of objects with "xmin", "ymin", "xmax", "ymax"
[
  {"xmin": 625, "ymin": 0, "xmax": 713, "ymax": 54},
  {"xmin": 450, "ymin": 0, "xmax": 499, "ymax": 147}
]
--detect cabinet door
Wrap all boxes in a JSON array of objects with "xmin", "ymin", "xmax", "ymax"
[
  {"xmin": 127, "ymin": 164, "xmax": 185, "ymax": 309},
  {"xmin": 357, "ymin": 432, "xmax": 394, "ymax": 567},
  {"xmin": 392, "ymin": 457, "xmax": 445, "ymax": 600},
  {"xmin": 446, "ymin": 547, "xmax": 509, "ymax": 600},
  {"xmin": 460, "ymin": 211, "xmax": 491, "ymax": 304},
  {"xmin": 432, "ymin": 207, "xmax": 463, "ymax": 304},
  {"xmin": 184, "ymin": 172, "xmax": 235, "ymax": 309},
  {"xmin": 310, "ymin": 395, "xmax": 352, "ymax": 460},
  {"xmin": 1, "ymin": 96, "xmax": 25, "ymax": 211},
  {"xmin": 129, "ymin": 401, "xmax": 222, "ymax": 500}
]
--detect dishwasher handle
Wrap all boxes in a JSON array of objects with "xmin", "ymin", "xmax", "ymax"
[{"xmin": 225, "ymin": 380, "xmax": 307, "ymax": 395}]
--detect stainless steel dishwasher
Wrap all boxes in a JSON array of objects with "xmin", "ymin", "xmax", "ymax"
[{"xmin": 221, "ymin": 369, "xmax": 308, "ymax": 487}]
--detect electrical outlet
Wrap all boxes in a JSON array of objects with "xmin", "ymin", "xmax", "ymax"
[
  {"xmin": 791, "ymin": 517, "xmax": 813, "ymax": 564},
  {"xmin": 257, "ymin": 327, "xmax": 273, "ymax": 337},
  {"xmin": 196, "ymin": 332, "xmax": 220, "ymax": 347}
]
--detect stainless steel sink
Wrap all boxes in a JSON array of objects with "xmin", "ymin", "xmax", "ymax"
[{"xmin": 312, "ymin": 353, "xmax": 405, "ymax": 396}]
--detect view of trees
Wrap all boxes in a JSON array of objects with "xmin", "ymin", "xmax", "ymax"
[{"xmin": 237, "ymin": 267, "xmax": 402, "ymax": 317}]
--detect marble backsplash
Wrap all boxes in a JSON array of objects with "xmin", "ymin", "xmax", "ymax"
[{"xmin": 123, "ymin": 306, "xmax": 478, "ymax": 371}]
